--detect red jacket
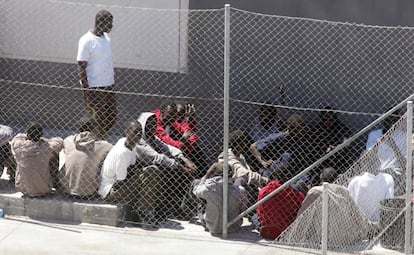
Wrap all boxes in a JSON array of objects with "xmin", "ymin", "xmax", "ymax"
[
  {"xmin": 257, "ymin": 180, "xmax": 305, "ymax": 239},
  {"xmin": 152, "ymin": 109, "xmax": 198, "ymax": 152}
]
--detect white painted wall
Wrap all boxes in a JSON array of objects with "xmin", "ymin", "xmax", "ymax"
[{"xmin": 0, "ymin": 0, "xmax": 189, "ymax": 73}]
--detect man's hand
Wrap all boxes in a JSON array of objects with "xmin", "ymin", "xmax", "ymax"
[
  {"xmin": 181, "ymin": 130, "xmax": 194, "ymax": 142},
  {"xmin": 260, "ymin": 159, "xmax": 274, "ymax": 168},
  {"xmin": 261, "ymin": 177, "xmax": 270, "ymax": 186},
  {"xmin": 326, "ymin": 145, "xmax": 335, "ymax": 153},
  {"xmin": 185, "ymin": 104, "xmax": 196, "ymax": 117},
  {"xmin": 180, "ymin": 165, "xmax": 196, "ymax": 175},
  {"xmin": 180, "ymin": 156, "xmax": 197, "ymax": 173}
]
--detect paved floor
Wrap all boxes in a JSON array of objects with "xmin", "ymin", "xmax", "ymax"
[
  {"xmin": 0, "ymin": 215, "xmax": 284, "ymax": 255},
  {"xmin": 0, "ymin": 215, "xmax": 405, "ymax": 255},
  {"xmin": 0, "ymin": 172, "xmax": 406, "ymax": 255}
]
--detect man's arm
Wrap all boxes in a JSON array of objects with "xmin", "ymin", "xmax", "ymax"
[
  {"xmin": 250, "ymin": 131, "xmax": 286, "ymax": 168},
  {"xmin": 135, "ymin": 142, "xmax": 179, "ymax": 169},
  {"xmin": 250, "ymin": 142, "xmax": 273, "ymax": 168},
  {"xmin": 78, "ymin": 61, "xmax": 88, "ymax": 88},
  {"xmin": 178, "ymin": 155, "xmax": 197, "ymax": 174}
]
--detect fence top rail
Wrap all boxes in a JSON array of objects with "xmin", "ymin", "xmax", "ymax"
[
  {"xmin": 231, "ymin": 7, "xmax": 414, "ymax": 30},
  {"xmin": 48, "ymin": 0, "xmax": 225, "ymax": 12}
]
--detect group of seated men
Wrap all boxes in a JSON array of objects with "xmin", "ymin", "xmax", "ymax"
[
  {"xmin": 0, "ymin": 101, "xmax": 202, "ymax": 228},
  {"xmin": 190, "ymin": 105, "xmax": 406, "ymax": 242},
  {"xmin": 0, "ymin": 101, "xmax": 407, "ymax": 237}
]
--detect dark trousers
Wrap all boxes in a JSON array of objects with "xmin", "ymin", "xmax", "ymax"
[
  {"xmin": 107, "ymin": 165, "xmax": 161, "ymax": 213},
  {"xmin": 83, "ymin": 86, "xmax": 117, "ymax": 139}
]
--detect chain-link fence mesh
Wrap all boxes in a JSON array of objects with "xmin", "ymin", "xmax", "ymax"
[
  {"xmin": 1, "ymin": 0, "xmax": 414, "ymax": 252},
  {"xmin": 0, "ymin": 0, "xmax": 225, "ymax": 230},
  {"xmin": 274, "ymin": 113, "xmax": 410, "ymax": 252}
]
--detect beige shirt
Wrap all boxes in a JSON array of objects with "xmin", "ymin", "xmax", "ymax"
[
  {"xmin": 11, "ymin": 134, "xmax": 63, "ymax": 197},
  {"xmin": 60, "ymin": 132, "xmax": 112, "ymax": 196},
  {"xmin": 279, "ymin": 184, "xmax": 379, "ymax": 249}
]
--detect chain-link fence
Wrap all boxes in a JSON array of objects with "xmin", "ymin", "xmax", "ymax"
[
  {"xmin": 273, "ymin": 110, "xmax": 412, "ymax": 252},
  {"xmin": 1, "ymin": 0, "xmax": 414, "ymax": 253}
]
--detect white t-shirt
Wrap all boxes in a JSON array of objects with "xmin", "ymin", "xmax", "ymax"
[
  {"xmin": 348, "ymin": 172, "xmax": 394, "ymax": 222},
  {"xmin": 77, "ymin": 31, "xmax": 114, "ymax": 88},
  {"xmin": 378, "ymin": 129, "xmax": 406, "ymax": 174},
  {"xmin": 99, "ymin": 138, "xmax": 136, "ymax": 198}
]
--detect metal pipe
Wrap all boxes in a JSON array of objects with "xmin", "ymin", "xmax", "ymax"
[
  {"xmin": 222, "ymin": 3, "xmax": 231, "ymax": 238},
  {"xmin": 321, "ymin": 182, "xmax": 329, "ymax": 255},
  {"xmin": 405, "ymin": 101, "xmax": 413, "ymax": 255}
]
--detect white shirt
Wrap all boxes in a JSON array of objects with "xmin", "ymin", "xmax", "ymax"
[
  {"xmin": 99, "ymin": 138, "xmax": 136, "ymax": 198},
  {"xmin": 77, "ymin": 31, "xmax": 114, "ymax": 87},
  {"xmin": 0, "ymin": 125, "xmax": 13, "ymax": 146},
  {"xmin": 378, "ymin": 129, "xmax": 406, "ymax": 174},
  {"xmin": 348, "ymin": 172, "xmax": 394, "ymax": 222}
]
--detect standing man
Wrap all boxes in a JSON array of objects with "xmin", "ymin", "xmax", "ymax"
[{"xmin": 77, "ymin": 10, "xmax": 117, "ymax": 139}]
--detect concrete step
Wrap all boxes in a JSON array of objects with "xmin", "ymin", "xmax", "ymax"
[{"xmin": 0, "ymin": 180, "xmax": 122, "ymax": 227}]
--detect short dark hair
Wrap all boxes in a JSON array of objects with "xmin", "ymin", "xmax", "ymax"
[
  {"xmin": 229, "ymin": 130, "xmax": 247, "ymax": 151},
  {"xmin": 125, "ymin": 120, "xmax": 141, "ymax": 131},
  {"xmin": 271, "ymin": 163, "xmax": 289, "ymax": 183},
  {"xmin": 287, "ymin": 114, "xmax": 304, "ymax": 129},
  {"xmin": 212, "ymin": 161, "xmax": 233, "ymax": 177},
  {"xmin": 95, "ymin": 10, "xmax": 112, "ymax": 26},
  {"xmin": 26, "ymin": 121, "xmax": 43, "ymax": 142},
  {"xmin": 320, "ymin": 167, "xmax": 337, "ymax": 183},
  {"xmin": 160, "ymin": 100, "xmax": 176, "ymax": 112}
]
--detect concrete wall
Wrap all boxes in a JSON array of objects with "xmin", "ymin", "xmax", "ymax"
[
  {"xmin": 1, "ymin": 1, "xmax": 414, "ymax": 166},
  {"xmin": 1, "ymin": 0, "xmax": 189, "ymax": 73}
]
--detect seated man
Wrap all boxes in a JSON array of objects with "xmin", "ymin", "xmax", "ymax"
[
  {"xmin": 60, "ymin": 117, "xmax": 113, "ymax": 197},
  {"xmin": 152, "ymin": 101, "xmax": 198, "ymax": 154},
  {"xmin": 137, "ymin": 112, "xmax": 197, "ymax": 219},
  {"xmin": 297, "ymin": 167, "xmax": 337, "ymax": 216},
  {"xmin": 218, "ymin": 130, "xmax": 269, "ymax": 210},
  {"xmin": 279, "ymin": 183, "xmax": 379, "ymax": 250},
  {"xmin": 11, "ymin": 122, "xmax": 63, "ymax": 197},
  {"xmin": 250, "ymin": 114, "xmax": 315, "ymax": 191},
  {"xmin": 220, "ymin": 130, "xmax": 269, "ymax": 188},
  {"xmin": 256, "ymin": 164, "xmax": 305, "ymax": 239},
  {"xmin": 99, "ymin": 120, "xmax": 161, "ymax": 227},
  {"xmin": 348, "ymin": 171, "xmax": 394, "ymax": 222},
  {"xmin": 173, "ymin": 101, "xmax": 206, "ymax": 177},
  {"xmin": 193, "ymin": 161, "xmax": 247, "ymax": 235},
  {"xmin": 249, "ymin": 85, "xmax": 286, "ymax": 142},
  {"xmin": 0, "ymin": 124, "xmax": 15, "ymax": 182}
]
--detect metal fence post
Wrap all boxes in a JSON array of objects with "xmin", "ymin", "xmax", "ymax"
[
  {"xmin": 222, "ymin": 3, "xmax": 231, "ymax": 238},
  {"xmin": 321, "ymin": 182, "xmax": 329, "ymax": 255},
  {"xmin": 405, "ymin": 101, "xmax": 413, "ymax": 255}
]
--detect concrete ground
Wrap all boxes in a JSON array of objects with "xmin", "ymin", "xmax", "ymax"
[
  {"xmin": 0, "ymin": 215, "xmax": 281, "ymax": 255},
  {"xmin": 0, "ymin": 215, "xmax": 405, "ymax": 255},
  {"xmin": 0, "ymin": 171, "xmax": 405, "ymax": 255}
]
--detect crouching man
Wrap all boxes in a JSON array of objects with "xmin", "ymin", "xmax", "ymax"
[{"xmin": 99, "ymin": 120, "xmax": 161, "ymax": 228}]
